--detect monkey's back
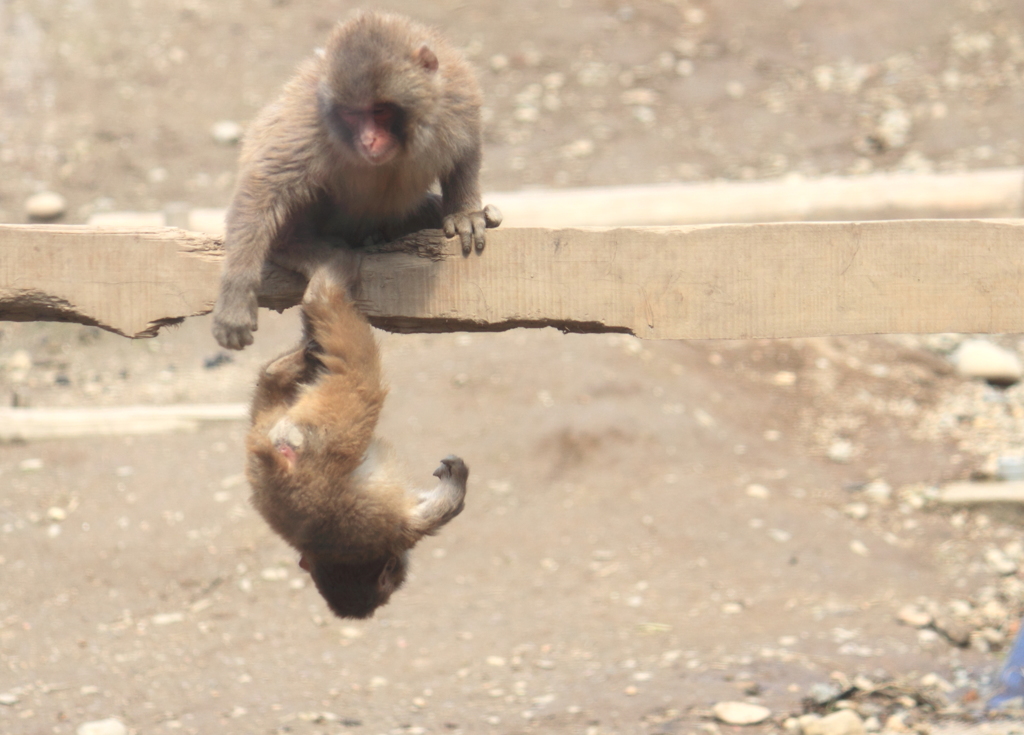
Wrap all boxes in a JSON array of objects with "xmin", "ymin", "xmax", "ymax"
[{"xmin": 246, "ymin": 267, "xmax": 394, "ymax": 552}]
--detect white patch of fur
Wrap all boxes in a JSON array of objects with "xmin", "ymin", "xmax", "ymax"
[{"xmin": 269, "ymin": 416, "xmax": 304, "ymax": 449}]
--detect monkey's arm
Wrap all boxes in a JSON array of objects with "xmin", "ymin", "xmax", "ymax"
[
  {"xmin": 213, "ymin": 171, "xmax": 313, "ymax": 349},
  {"xmin": 440, "ymin": 148, "xmax": 502, "ymax": 256},
  {"xmin": 411, "ymin": 456, "xmax": 468, "ymax": 534}
]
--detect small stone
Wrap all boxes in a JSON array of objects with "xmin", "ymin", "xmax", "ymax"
[
  {"xmin": 712, "ymin": 701, "xmax": 771, "ymax": 725},
  {"xmin": 621, "ymin": 88, "xmax": 659, "ymax": 106},
  {"xmin": 0, "ymin": 692, "xmax": 19, "ymax": 705},
  {"xmin": 801, "ymin": 709, "xmax": 865, "ymax": 735},
  {"xmin": 850, "ymin": 540, "xmax": 869, "ymax": 557},
  {"xmin": 151, "ymin": 612, "xmax": 184, "ymax": 625},
  {"xmin": 920, "ymin": 673, "xmax": 954, "ymax": 692},
  {"xmin": 77, "ymin": 719, "xmax": 128, "ymax": 735},
  {"xmin": 725, "ymin": 81, "xmax": 746, "ymax": 99},
  {"xmin": 26, "ymin": 191, "xmax": 67, "ymax": 220},
  {"xmin": 827, "ymin": 440, "xmax": 854, "ymax": 463},
  {"xmin": 807, "ymin": 682, "xmax": 842, "ymax": 704},
  {"xmin": 561, "ymin": 139, "xmax": 595, "ymax": 159},
  {"xmin": 875, "ymin": 109, "xmax": 911, "ymax": 150},
  {"xmin": 7, "ymin": 349, "xmax": 32, "ymax": 372},
  {"xmin": 952, "ymin": 339, "xmax": 1023, "ymax": 384},
  {"xmin": 746, "ymin": 484, "xmax": 770, "ymax": 499},
  {"xmin": 772, "ymin": 371, "xmax": 797, "ymax": 386},
  {"xmin": 799, "ymin": 714, "xmax": 823, "ymax": 732},
  {"xmin": 982, "ymin": 599, "xmax": 1010, "ymax": 623},
  {"xmin": 885, "ymin": 713, "xmax": 910, "ymax": 732},
  {"xmin": 896, "ymin": 604, "xmax": 933, "ymax": 628},
  {"xmin": 985, "ymin": 547, "xmax": 1019, "ymax": 576},
  {"xmin": 47, "ymin": 507, "xmax": 67, "ymax": 521},
  {"xmin": 210, "ymin": 120, "xmax": 243, "ymax": 145},
  {"xmin": 863, "ymin": 479, "xmax": 892, "ymax": 504},
  {"xmin": 489, "ymin": 54, "xmax": 509, "ymax": 72},
  {"xmin": 843, "ymin": 502, "xmax": 869, "ymax": 520},
  {"xmin": 675, "ymin": 59, "xmax": 695, "ymax": 76}
]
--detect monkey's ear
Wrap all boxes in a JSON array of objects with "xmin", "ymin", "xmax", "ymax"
[
  {"xmin": 415, "ymin": 44, "xmax": 439, "ymax": 72},
  {"xmin": 377, "ymin": 554, "xmax": 407, "ymax": 595}
]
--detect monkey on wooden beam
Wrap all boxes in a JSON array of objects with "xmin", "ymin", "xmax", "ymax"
[{"xmin": 213, "ymin": 10, "xmax": 501, "ymax": 351}]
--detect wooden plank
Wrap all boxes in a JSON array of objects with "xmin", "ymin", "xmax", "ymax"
[
  {"xmin": 0, "ymin": 404, "xmax": 249, "ymax": 442},
  {"xmin": 939, "ymin": 481, "xmax": 1024, "ymax": 504},
  {"xmin": 484, "ymin": 168, "xmax": 1024, "ymax": 227},
  {"xmin": 1, "ymin": 220, "xmax": 1023, "ymax": 340},
  {"xmin": 87, "ymin": 168, "xmax": 1024, "ymax": 232}
]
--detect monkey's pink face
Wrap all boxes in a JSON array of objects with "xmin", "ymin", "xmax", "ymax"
[{"xmin": 338, "ymin": 104, "xmax": 401, "ymax": 165}]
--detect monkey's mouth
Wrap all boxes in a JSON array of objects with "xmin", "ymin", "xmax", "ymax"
[{"xmin": 359, "ymin": 146, "xmax": 399, "ymax": 166}]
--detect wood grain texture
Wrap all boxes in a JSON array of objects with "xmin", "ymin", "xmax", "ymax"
[{"xmin": 2, "ymin": 220, "xmax": 1023, "ymax": 340}]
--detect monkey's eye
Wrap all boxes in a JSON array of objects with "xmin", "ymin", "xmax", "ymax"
[{"xmin": 372, "ymin": 104, "xmax": 396, "ymax": 127}]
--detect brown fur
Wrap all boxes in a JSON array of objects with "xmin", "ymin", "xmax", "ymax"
[
  {"xmin": 213, "ymin": 11, "xmax": 499, "ymax": 351},
  {"xmin": 246, "ymin": 257, "xmax": 468, "ymax": 618}
]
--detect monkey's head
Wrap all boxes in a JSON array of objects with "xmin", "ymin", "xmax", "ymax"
[
  {"xmin": 319, "ymin": 12, "xmax": 442, "ymax": 167},
  {"xmin": 301, "ymin": 552, "xmax": 409, "ymax": 619}
]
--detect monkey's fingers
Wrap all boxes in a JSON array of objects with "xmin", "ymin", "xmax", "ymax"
[
  {"xmin": 441, "ymin": 215, "xmax": 468, "ymax": 254},
  {"xmin": 443, "ymin": 213, "xmax": 484, "ymax": 256},
  {"xmin": 211, "ymin": 295, "xmax": 259, "ymax": 350},
  {"xmin": 483, "ymin": 204, "xmax": 503, "ymax": 229},
  {"xmin": 213, "ymin": 322, "xmax": 255, "ymax": 351}
]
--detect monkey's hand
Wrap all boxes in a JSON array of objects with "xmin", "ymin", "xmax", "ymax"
[
  {"xmin": 443, "ymin": 204, "xmax": 502, "ymax": 256},
  {"xmin": 211, "ymin": 287, "xmax": 258, "ymax": 350},
  {"xmin": 411, "ymin": 455, "xmax": 468, "ymax": 532}
]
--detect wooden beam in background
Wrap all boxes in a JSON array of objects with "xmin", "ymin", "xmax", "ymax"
[{"xmin": 1, "ymin": 220, "xmax": 1023, "ymax": 340}]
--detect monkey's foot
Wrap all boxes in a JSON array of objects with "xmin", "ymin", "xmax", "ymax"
[
  {"xmin": 414, "ymin": 455, "xmax": 468, "ymax": 530},
  {"xmin": 432, "ymin": 455, "xmax": 468, "ymax": 485}
]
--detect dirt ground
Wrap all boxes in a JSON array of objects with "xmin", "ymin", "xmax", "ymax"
[{"xmin": 3, "ymin": 1, "xmax": 1024, "ymax": 734}]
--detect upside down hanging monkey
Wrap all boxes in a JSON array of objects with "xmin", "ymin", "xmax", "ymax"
[{"xmin": 246, "ymin": 253, "xmax": 468, "ymax": 618}]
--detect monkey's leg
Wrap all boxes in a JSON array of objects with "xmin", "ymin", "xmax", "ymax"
[
  {"xmin": 411, "ymin": 455, "xmax": 468, "ymax": 533},
  {"xmin": 250, "ymin": 347, "xmax": 308, "ymax": 418}
]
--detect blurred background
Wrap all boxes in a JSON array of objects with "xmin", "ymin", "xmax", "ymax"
[
  {"xmin": 3, "ymin": 2, "xmax": 1024, "ymax": 735},
  {"xmin": 2, "ymin": 0, "xmax": 1022, "ymax": 221}
]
